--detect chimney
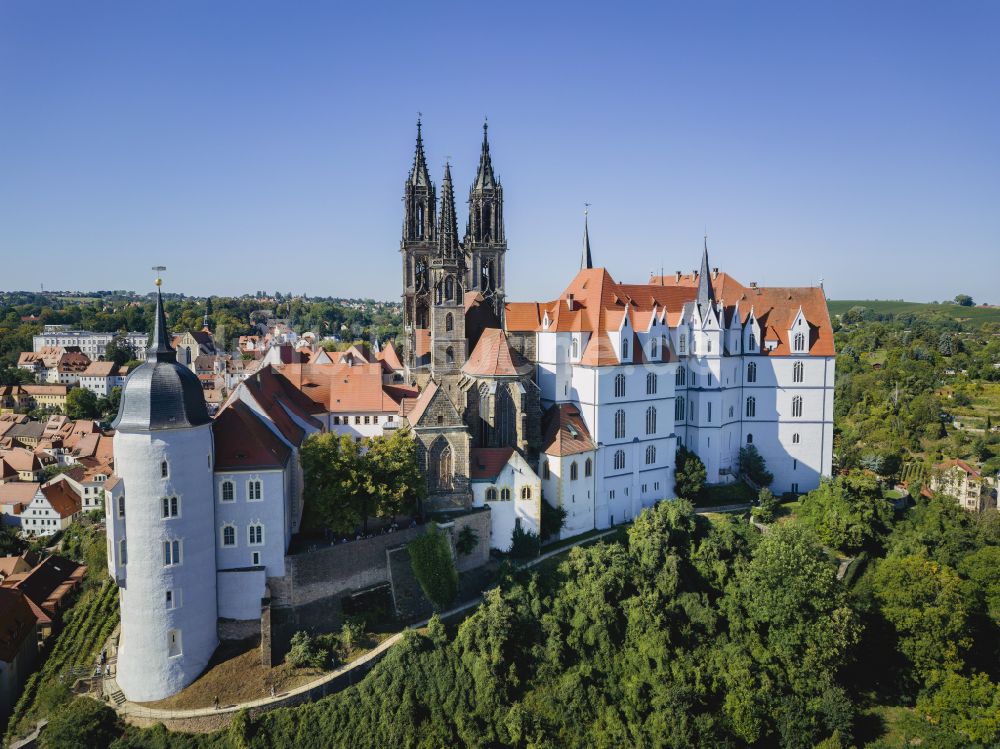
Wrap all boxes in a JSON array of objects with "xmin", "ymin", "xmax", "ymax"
[
  {"xmin": 749, "ymin": 281, "xmax": 758, "ymax": 289},
  {"xmin": 566, "ymin": 294, "xmax": 575, "ymax": 311},
  {"xmin": 712, "ymin": 267, "xmax": 719, "ymax": 279},
  {"xmin": 674, "ymin": 271, "xmax": 681, "ymax": 282}
]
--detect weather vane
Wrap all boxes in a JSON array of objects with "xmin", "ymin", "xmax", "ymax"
[
  {"xmin": 152, "ymin": 265, "xmax": 166, "ymax": 287},
  {"xmin": 584, "ymin": 202, "xmax": 591, "ymax": 216}
]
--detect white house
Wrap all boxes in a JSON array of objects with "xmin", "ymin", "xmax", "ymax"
[
  {"xmin": 19, "ymin": 481, "xmax": 82, "ymax": 536},
  {"xmin": 79, "ymin": 361, "xmax": 128, "ymax": 396},
  {"xmin": 469, "ymin": 447, "xmax": 542, "ymax": 550}
]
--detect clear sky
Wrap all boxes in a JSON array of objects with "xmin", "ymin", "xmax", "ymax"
[{"xmin": 1, "ymin": 1, "xmax": 998, "ymax": 304}]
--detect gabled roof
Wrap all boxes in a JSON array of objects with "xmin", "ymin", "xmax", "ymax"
[
  {"xmin": 6, "ymin": 554, "xmax": 85, "ymax": 618},
  {"xmin": 376, "ymin": 341, "xmax": 403, "ymax": 372},
  {"xmin": 213, "ymin": 400, "xmax": 292, "ymax": 471},
  {"xmin": 0, "ymin": 482, "xmax": 41, "ymax": 506},
  {"xmin": 232, "ymin": 366, "xmax": 323, "ymax": 446},
  {"xmin": 541, "ymin": 403, "xmax": 596, "ymax": 456},
  {"xmin": 936, "ymin": 458, "xmax": 983, "ymax": 479},
  {"xmin": 0, "ymin": 448, "xmax": 43, "ymax": 472},
  {"xmin": 275, "ymin": 362, "xmax": 417, "ymax": 414},
  {"xmin": 463, "ymin": 328, "xmax": 533, "ymax": 378},
  {"xmin": 81, "ymin": 361, "xmax": 118, "ymax": 378},
  {"xmin": 39, "ymin": 482, "xmax": 81, "ymax": 518},
  {"xmin": 469, "ymin": 447, "xmax": 514, "ymax": 481}
]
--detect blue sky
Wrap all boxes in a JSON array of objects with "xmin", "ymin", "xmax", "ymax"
[{"xmin": 1, "ymin": 1, "xmax": 998, "ymax": 303}]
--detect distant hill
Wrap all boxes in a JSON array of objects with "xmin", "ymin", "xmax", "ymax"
[{"xmin": 827, "ymin": 299, "xmax": 1000, "ymax": 327}]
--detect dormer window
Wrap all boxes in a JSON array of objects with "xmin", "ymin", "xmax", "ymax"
[
  {"xmin": 748, "ymin": 333, "xmax": 757, "ymax": 351},
  {"xmin": 622, "ymin": 338, "xmax": 629, "ymax": 359},
  {"xmin": 678, "ymin": 335, "xmax": 686, "ymax": 354},
  {"xmin": 650, "ymin": 338, "xmax": 658, "ymax": 359},
  {"xmin": 794, "ymin": 333, "xmax": 806, "ymax": 352}
]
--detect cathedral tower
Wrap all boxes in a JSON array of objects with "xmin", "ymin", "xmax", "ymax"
[
  {"xmin": 464, "ymin": 121, "xmax": 507, "ymax": 319},
  {"xmin": 430, "ymin": 162, "xmax": 467, "ymax": 378},
  {"xmin": 401, "ymin": 119, "xmax": 437, "ymax": 370},
  {"xmin": 112, "ymin": 280, "xmax": 218, "ymax": 702}
]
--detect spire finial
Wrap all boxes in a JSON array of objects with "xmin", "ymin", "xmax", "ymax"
[
  {"xmin": 148, "ymin": 266, "xmax": 176, "ymax": 363},
  {"xmin": 696, "ymin": 235, "xmax": 714, "ymax": 307},
  {"xmin": 581, "ymin": 204, "xmax": 593, "ymax": 270}
]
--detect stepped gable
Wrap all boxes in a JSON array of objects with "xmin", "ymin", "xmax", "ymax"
[
  {"xmin": 541, "ymin": 403, "xmax": 596, "ymax": 456},
  {"xmin": 462, "ymin": 328, "xmax": 532, "ymax": 378},
  {"xmin": 469, "ymin": 447, "xmax": 514, "ymax": 480},
  {"xmin": 212, "ymin": 400, "xmax": 291, "ymax": 471}
]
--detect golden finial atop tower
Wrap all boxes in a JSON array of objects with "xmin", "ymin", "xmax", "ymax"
[{"xmin": 152, "ymin": 265, "xmax": 166, "ymax": 287}]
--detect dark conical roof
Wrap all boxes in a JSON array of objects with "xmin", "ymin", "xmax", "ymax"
[
  {"xmin": 112, "ymin": 284, "xmax": 210, "ymax": 432},
  {"xmin": 408, "ymin": 118, "xmax": 432, "ymax": 188},
  {"xmin": 473, "ymin": 121, "xmax": 496, "ymax": 190},
  {"xmin": 581, "ymin": 211, "xmax": 593, "ymax": 269},
  {"xmin": 438, "ymin": 162, "xmax": 460, "ymax": 256},
  {"xmin": 696, "ymin": 236, "xmax": 714, "ymax": 309}
]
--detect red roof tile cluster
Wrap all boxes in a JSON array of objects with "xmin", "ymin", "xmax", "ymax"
[
  {"xmin": 40, "ymin": 482, "xmax": 82, "ymax": 518},
  {"xmin": 935, "ymin": 458, "xmax": 983, "ymax": 479},
  {"xmin": 1, "ymin": 554, "xmax": 86, "ymax": 624},
  {"xmin": 541, "ymin": 404, "xmax": 596, "ymax": 456},
  {"xmin": 469, "ymin": 447, "xmax": 514, "ymax": 480},
  {"xmin": 463, "ymin": 328, "xmax": 533, "ymax": 378},
  {"xmin": 276, "ymin": 362, "xmax": 417, "ymax": 415},
  {"xmin": 213, "ymin": 400, "xmax": 292, "ymax": 470}
]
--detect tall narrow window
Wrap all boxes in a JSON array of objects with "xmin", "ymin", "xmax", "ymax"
[
  {"xmin": 676, "ymin": 367, "xmax": 686, "ymax": 386},
  {"xmin": 614, "ymin": 450, "xmax": 626, "ymax": 471},
  {"xmin": 500, "ymin": 487, "xmax": 511, "ymax": 501},
  {"xmin": 160, "ymin": 461, "xmax": 169, "ymax": 478},
  {"xmin": 650, "ymin": 338, "xmax": 659, "ymax": 359},
  {"xmin": 794, "ymin": 333, "xmax": 806, "ymax": 352},
  {"xmin": 645, "ymin": 445, "xmax": 656, "ymax": 465},
  {"xmin": 746, "ymin": 433, "xmax": 753, "ymax": 444},
  {"xmin": 622, "ymin": 338, "xmax": 629, "ymax": 359},
  {"xmin": 679, "ymin": 335, "xmax": 686, "ymax": 354},
  {"xmin": 445, "ymin": 313, "xmax": 454, "ymax": 332},
  {"xmin": 792, "ymin": 395, "xmax": 803, "ymax": 418},
  {"xmin": 542, "ymin": 461, "xmax": 550, "ymax": 480},
  {"xmin": 646, "ymin": 372, "xmax": 657, "ymax": 395},
  {"xmin": 222, "ymin": 526, "xmax": 236, "ymax": 547},
  {"xmin": 486, "ymin": 487, "xmax": 497, "ymax": 501},
  {"xmin": 614, "ymin": 373, "xmax": 626, "ymax": 398},
  {"xmin": 221, "ymin": 481, "xmax": 234, "ymax": 502},
  {"xmin": 248, "ymin": 524, "xmax": 263, "ymax": 545},
  {"xmin": 748, "ymin": 333, "xmax": 756, "ymax": 351},
  {"xmin": 570, "ymin": 462, "xmax": 578, "ymax": 480},
  {"xmin": 645, "ymin": 406, "xmax": 657, "ymax": 435},
  {"xmin": 793, "ymin": 433, "xmax": 800, "ymax": 444},
  {"xmin": 793, "ymin": 361, "xmax": 804, "ymax": 383},
  {"xmin": 167, "ymin": 629, "xmax": 182, "ymax": 657},
  {"xmin": 614, "ymin": 409, "xmax": 626, "ymax": 439},
  {"xmin": 446, "ymin": 347, "xmax": 455, "ymax": 365},
  {"xmin": 119, "ymin": 539, "xmax": 127, "ymax": 565},
  {"xmin": 707, "ymin": 402, "xmax": 712, "ymax": 423},
  {"xmin": 747, "ymin": 362, "xmax": 757, "ymax": 383},
  {"xmin": 571, "ymin": 338, "xmax": 579, "ymax": 359},
  {"xmin": 117, "ymin": 496, "xmax": 125, "ymax": 518},
  {"xmin": 585, "ymin": 458, "xmax": 593, "ymax": 477},
  {"xmin": 707, "ymin": 339, "xmax": 712, "ymax": 353},
  {"xmin": 675, "ymin": 396, "xmax": 685, "ymax": 421},
  {"xmin": 746, "ymin": 396, "xmax": 756, "ymax": 418},
  {"xmin": 163, "ymin": 539, "xmax": 181, "ymax": 566},
  {"xmin": 248, "ymin": 480, "xmax": 262, "ymax": 501}
]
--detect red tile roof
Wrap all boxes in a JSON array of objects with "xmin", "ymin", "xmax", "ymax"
[
  {"xmin": 40, "ymin": 482, "xmax": 81, "ymax": 518},
  {"xmin": 469, "ymin": 448, "xmax": 514, "ymax": 481},
  {"xmin": 935, "ymin": 458, "xmax": 983, "ymax": 479},
  {"xmin": 277, "ymin": 363, "xmax": 417, "ymax": 414},
  {"xmin": 541, "ymin": 404, "xmax": 596, "ymax": 456},
  {"xmin": 376, "ymin": 341, "xmax": 403, "ymax": 372},
  {"xmin": 213, "ymin": 400, "xmax": 292, "ymax": 470},
  {"xmin": 5, "ymin": 555, "xmax": 85, "ymax": 619},
  {"xmin": 463, "ymin": 328, "xmax": 533, "ymax": 378},
  {"xmin": 0, "ymin": 482, "xmax": 41, "ymax": 506}
]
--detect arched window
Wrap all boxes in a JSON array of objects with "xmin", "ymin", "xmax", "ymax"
[
  {"xmin": 675, "ymin": 396, "xmax": 685, "ymax": 421},
  {"xmin": 707, "ymin": 338, "xmax": 712, "ymax": 353},
  {"xmin": 748, "ymin": 333, "xmax": 757, "ymax": 351},
  {"xmin": 429, "ymin": 438, "xmax": 453, "ymax": 491},
  {"xmin": 746, "ymin": 396, "xmax": 756, "ymax": 418},
  {"xmin": 584, "ymin": 458, "xmax": 593, "ymax": 477},
  {"xmin": 117, "ymin": 495, "xmax": 125, "ymax": 518},
  {"xmin": 570, "ymin": 462, "xmax": 578, "ymax": 480},
  {"xmin": 542, "ymin": 461, "xmax": 550, "ymax": 480},
  {"xmin": 221, "ymin": 481, "xmax": 234, "ymax": 502},
  {"xmin": 645, "ymin": 445, "xmax": 656, "ymax": 465},
  {"xmin": 650, "ymin": 338, "xmax": 659, "ymax": 359},
  {"xmin": 571, "ymin": 338, "xmax": 579, "ymax": 359},
  {"xmin": 792, "ymin": 433, "xmax": 800, "ymax": 444},
  {"xmin": 446, "ymin": 347, "xmax": 455, "ymax": 365},
  {"xmin": 792, "ymin": 395, "xmax": 803, "ymax": 418},
  {"xmin": 500, "ymin": 487, "xmax": 511, "ymax": 501},
  {"xmin": 645, "ymin": 406, "xmax": 657, "ymax": 435},
  {"xmin": 520, "ymin": 486, "xmax": 532, "ymax": 500},
  {"xmin": 646, "ymin": 372, "xmax": 657, "ymax": 395},
  {"xmin": 614, "ymin": 450, "xmax": 625, "ymax": 471},
  {"xmin": 747, "ymin": 362, "xmax": 757, "ymax": 383},
  {"xmin": 793, "ymin": 361, "xmax": 804, "ymax": 383},
  {"xmin": 794, "ymin": 333, "xmax": 806, "ymax": 352},
  {"xmin": 222, "ymin": 525, "xmax": 236, "ymax": 547},
  {"xmin": 248, "ymin": 481, "xmax": 262, "ymax": 501},
  {"xmin": 614, "ymin": 409, "xmax": 626, "ymax": 439},
  {"xmin": 445, "ymin": 313, "xmax": 453, "ymax": 332},
  {"xmin": 248, "ymin": 523, "xmax": 263, "ymax": 546},
  {"xmin": 444, "ymin": 276, "xmax": 454, "ymax": 301},
  {"xmin": 746, "ymin": 433, "xmax": 753, "ymax": 444},
  {"xmin": 614, "ymin": 373, "xmax": 626, "ymax": 398},
  {"xmin": 622, "ymin": 338, "xmax": 629, "ymax": 359},
  {"xmin": 161, "ymin": 460, "xmax": 169, "ymax": 478},
  {"xmin": 676, "ymin": 367, "xmax": 686, "ymax": 386},
  {"xmin": 729, "ymin": 405, "xmax": 734, "ymax": 418},
  {"xmin": 492, "ymin": 384, "xmax": 516, "ymax": 448},
  {"xmin": 486, "ymin": 486, "xmax": 498, "ymax": 501}
]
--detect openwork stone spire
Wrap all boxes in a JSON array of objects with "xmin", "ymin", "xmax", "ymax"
[{"xmin": 438, "ymin": 162, "xmax": 459, "ymax": 256}]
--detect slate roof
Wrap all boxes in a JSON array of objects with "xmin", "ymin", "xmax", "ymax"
[{"xmin": 541, "ymin": 403, "xmax": 597, "ymax": 456}]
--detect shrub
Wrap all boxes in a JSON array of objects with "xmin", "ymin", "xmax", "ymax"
[
  {"xmin": 340, "ymin": 619, "xmax": 367, "ymax": 652},
  {"xmin": 540, "ymin": 499, "xmax": 567, "ymax": 541},
  {"xmin": 40, "ymin": 698, "xmax": 120, "ymax": 749},
  {"xmin": 738, "ymin": 445, "xmax": 773, "ymax": 487},
  {"xmin": 674, "ymin": 446, "xmax": 707, "ymax": 499},
  {"xmin": 509, "ymin": 523, "xmax": 540, "ymax": 559},
  {"xmin": 408, "ymin": 526, "xmax": 458, "ymax": 609},
  {"xmin": 286, "ymin": 631, "xmax": 327, "ymax": 669},
  {"xmin": 751, "ymin": 487, "xmax": 779, "ymax": 524},
  {"xmin": 455, "ymin": 525, "xmax": 479, "ymax": 556}
]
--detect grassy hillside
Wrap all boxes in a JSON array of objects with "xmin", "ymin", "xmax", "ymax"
[{"xmin": 828, "ymin": 299, "xmax": 1000, "ymax": 327}]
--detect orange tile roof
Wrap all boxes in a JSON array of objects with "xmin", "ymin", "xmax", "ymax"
[
  {"xmin": 376, "ymin": 341, "xmax": 403, "ymax": 371},
  {"xmin": 541, "ymin": 404, "xmax": 596, "ymax": 456},
  {"xmin": 935, "ymin": 458, "xmax": 983, "ymax": 478},
  {"xmin": 276, "ymin": 362, "xmax": 417, "ymax": 414},
  {"xmin": 213, "ymin": 400, "xmax": 292, "ymax": 470},
  {"xmin": 415, "ymin": 329, "xmax": 432, "ymax": 358},
  {"xmin": 81, "ymin": 361, "xmax": 118, "ymax": 377},
  {"xmin": 39, "ymin": 482, "xmax": 81, "ymax": 518},
  {"xmin": 463, "ymin": 328, "xmax": 533, "ymax": 378},
  {"xmin": 469, "ymin": 448, "xmax": 514, "ymax": 480},
  {"xmin": 0, "ymin": 482, "xmax": 40, "ymax": 506}
]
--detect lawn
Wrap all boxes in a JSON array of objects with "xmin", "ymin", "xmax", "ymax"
[{"xmin": 828, "ymin": 299, "xmax": 1000, "ymax": 327}]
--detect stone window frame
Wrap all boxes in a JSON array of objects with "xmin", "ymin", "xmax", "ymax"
[{"xmin": 221, "ymin": 524, "xmax": 237, "ymax": 548}]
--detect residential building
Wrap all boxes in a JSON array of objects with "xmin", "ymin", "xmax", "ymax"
[
  {"xmin": 79, "ymin": 361, "xmax": 128, "ymax": 396},
  {"xmin": 0, "ymin": 588, "xmax": 38, "ymax": 726},
  {"xmin": 33, "ymin": 329, "xmax": 148, "ymax": 361},
  {"xmin": 19, "ymin": 482, "xmax": 82, "ymax": 536},
  {"xmin": 931, "ymin": 458, "xmax": 998, "ymax": 512}
]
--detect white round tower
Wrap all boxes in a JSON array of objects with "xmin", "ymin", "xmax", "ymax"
[{"xmin": 112, "ymin": 280, "xmax": 219, "ymax": 702}]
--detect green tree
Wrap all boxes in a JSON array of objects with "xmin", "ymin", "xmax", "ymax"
[
  {"xmin": 673, "ymin": 446, "xmax": 706, "ymax": 499},
  {"xmin": 455, "ymin": 525, "xmax": 479, "ymax": 556},
  {"xmin": 871, "ymin": 555, "xmax": 972, "ymax": 681},
  {"xmin": 915, "ymin": 672, "xmax": 1000, "ymax": 745},
  {"xmin": 65, "ymin": 387, "xmax": 99, "ymax": 419},
  {"xmin": 300, "ymin": 432, "xmax": 365, "ymax": 533},
  {"xmin": 408, "ymin": 526, "xmax": 458, "ymax": 609},
  {"xmin": 738, "ymin": 444, "xmax": 773, "ymax": 486},
  {"xmin": 104, "ymin": 335, "xmax": 137, "ymax": 367},
  {"xmin": 752, "ymin": 487, "xmax": 779, "ymax": 523},
  {"xmin": 40, "ymin": 698, "xmax": 121, "ymax": 749},
  {"xmin": 954, "ymin": 294, "xmax": 974, "ymax": 307},
  {"xmin": 796, "ymin": 472, "xmax": 894, "ymax": 552},
  {"xmin": 362, "ymin": 430, "xmax": 426, "ymax": 526},
  {"xmin": 539, "ymin": 499, "xmax": 567, "ymax": 541}
]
